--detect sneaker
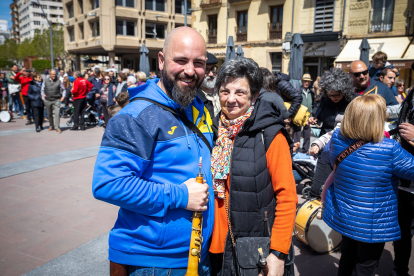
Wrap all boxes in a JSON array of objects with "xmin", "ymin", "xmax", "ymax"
[
  {"xmin": 48, "ymin": 127, "xmax": 54, "ymax": 131},
  {"xmin": 56, "ymin": 129, "xmax": 62, "ymax": 134},
  {"xmin": 21, "ymin": 115, "xmax": 27, "ymax": 120}
]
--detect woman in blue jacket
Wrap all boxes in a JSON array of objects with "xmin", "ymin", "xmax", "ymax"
[
  {"xmin": 322, "ymin": 94, "xmax": 414, "ymax": 276},
  {"xmin": 27, "ymin": 73, "xmax": 44, "ymax": 132}
]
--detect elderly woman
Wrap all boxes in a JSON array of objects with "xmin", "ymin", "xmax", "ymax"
[
  {"xmin": 322, "ymin": 95, "xmax": 414, "ymax": 276},
  {"xmin": 308, "ymin": 68, "xmax": 356, "ymax": 198},
  {"xmin": 136, "ymin": 71, "xmax": 147, "ymax": 86},
  {"xmin": 127, "ymin": 75, "xmax": 137, "ymax": 88},
  {"xmin": 210, "ymin": 58, "xmax": 297, "ymax": 276}
]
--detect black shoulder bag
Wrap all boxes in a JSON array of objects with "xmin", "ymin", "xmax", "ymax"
[{"xmin": 130, "ymin": 97, "xmax": 212, "ymax": 153}]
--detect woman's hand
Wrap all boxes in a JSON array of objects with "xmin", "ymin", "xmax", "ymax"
[
  {"xmin": 400, "ymin": 123, "xmax": 414, "ymax": 142},
  {"xmin": 308, "ymin": 117, "xmax": 317, "ymax": 125},
  {"xmin": 259, "ymin": 254, "xmax": 284, "ymax": 276},
  {"xmin": 310, "ymin": 145, "xmax": 320, "ymax": 155}
]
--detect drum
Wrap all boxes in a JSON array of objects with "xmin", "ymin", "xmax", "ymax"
[
  {"xmin": 295, "ymin": 198, "xmax": 342, "ymax": 254},
  {"xmin": 0, "ymin": 110, "xmax": 12, "ymax": 122}
]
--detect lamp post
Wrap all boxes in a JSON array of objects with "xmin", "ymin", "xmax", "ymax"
[{"xmin": 33, "ymin": 0, "xmax": 54, "ymax": 69}]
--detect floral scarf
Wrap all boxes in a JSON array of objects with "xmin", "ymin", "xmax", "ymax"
[{"xmin": 211, "ymin": 106, "xmax": 254, "ymax": 199}]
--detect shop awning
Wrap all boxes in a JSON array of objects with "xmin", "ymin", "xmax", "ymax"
[{"xmin": 335, "ymin": 37, "xmax": 412, "ymax": 70}]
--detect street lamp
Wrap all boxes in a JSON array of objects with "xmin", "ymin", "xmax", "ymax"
[{"xmin": 32, "ymin": 0, "xmax": 54, "ymax": 69}]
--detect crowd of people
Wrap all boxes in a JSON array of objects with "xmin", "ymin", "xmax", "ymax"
[
  {"xmin": 0, "ymin": 64, "xmax": 158, "ymax": 132},
  {"xmin": 89, "ymin": 26, "xmax": 414, "ymax": 276}
]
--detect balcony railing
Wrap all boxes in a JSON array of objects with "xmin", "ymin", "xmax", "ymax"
[
  {"xmin": 228, "ymin": 0, "xmax": 251, "ymax": 4},
  {"xmin": 206, "ymin": 29, "xmax": 217, "ymax": 44},
  {"xmin": 200, "ymin": 0, "xmax": 221, "ymax": 8},
  {"xmin": 235, "ymin": 26, "xmax": 247, "ymax": 42},
  {"xmin": 268, "ymin": 22, "xmax": 282, "ymax": 40},
  {"xmin": 368, "ymin": 9, "xmax": 394, "ymax": 33}
]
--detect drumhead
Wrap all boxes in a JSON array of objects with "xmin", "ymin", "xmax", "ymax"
[
  {"xmin": 306, "ymin": 212, "xmax": 342, "ymax": 253},
  {"xmin": 0, "ymin": 111, "xmax": 11, "ymax": 122}
]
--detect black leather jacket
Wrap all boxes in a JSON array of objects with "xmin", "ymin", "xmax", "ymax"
[{"xmin": 274, "ymin": 72, "xmax": 302, "ymax": 118}]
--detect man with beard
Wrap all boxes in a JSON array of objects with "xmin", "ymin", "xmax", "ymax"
[
  {"xmin": 197, "ymin": 52, "xmax": 221, "ymax": 118},
  {"xmin": 349, "ymin": 60, "xmax": 399, "ymax": 119},
  {"xmin": 92, "ymin": 26, "xmax": 214, "ymax": 276}
]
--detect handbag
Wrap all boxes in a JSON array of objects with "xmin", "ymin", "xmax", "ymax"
[{"xmin": 223, "ymin": 192, "xmax": 295, "ymax": 276}]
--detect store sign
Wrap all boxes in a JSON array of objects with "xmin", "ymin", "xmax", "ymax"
[{"xmin": 303, "ymin": 41, "xmax": 341, "ymax": 57}]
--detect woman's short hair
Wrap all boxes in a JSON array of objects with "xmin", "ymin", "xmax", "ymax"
[
  {"xmin": 215, "ymin": 57, "xmax": 263, "ymax": 100},
  {"xmin": 395, "ymin": 78, "xmax": 404, "ymax": 87},
  {"xmin": 118, "ymin": 73, "xmax": 127, "ymax": 81},
  {"xmin": 136, "ymin": 71, "xmax": 147, "ymax": 82},
  {"xmin": 127, "ymin": 75, "xmax": 137, "ymax": 84},
  {"xmin": 340, "ymin": 94, "xmax": 386, "ymax": 143},
  {"xmin": 319, "ymin": 68, "xmax": 355, "ymax": 102},
  {"xmin": 372, "ymin": 51, "xmax": 388, "ymax": 64},
  {"xmin": 260, "ymin": 67, "xmax": 275, "ymax": 92}
]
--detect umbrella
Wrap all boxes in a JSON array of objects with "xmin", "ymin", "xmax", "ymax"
[
  {"xmin": 288, "ymin": 33, "xmax": 304, "ymax": 89},
  {"xmin": 139, "ymin": 44, "xmax": 150, "ymax": 77},
  {"xmin": 359, "ymin": 38, "xmax": 371, "ymax": 67},
  {"xmin": 236, "ymin": 45, "xmax": 244, "ymax": 57},
  {"xmin": 225, "ymin": 36, "xmax": 236, "ymax": 61},
  {"xmin": 101, "ymin": 60, "xmax": 121, "ymax": 64},
  {"xmin": 83, "ymin": 58, "xmax": 101, "ymax": 64}
]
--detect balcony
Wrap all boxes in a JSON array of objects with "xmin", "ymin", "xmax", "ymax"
[
  {"xmin": 368, "ymin": 9, "xmax": 394, "ymax": 33},
  {"xmin": 268, "ymin": 22, "xmax": 282, "ymax": 40},
  {"xmin": 206, "ymin": 29, "xmax": 217, "ymax": 44},
  {"xmin": 200, "ymin": 0, "xmax": 221, "ymax": 8},
  {"xmin": 235, "ymin": 26, "xmax": 247, "ymax": 42},
  {"xmin": 228, "ymin": 0, "xmax": 251, "ymax": 4}
]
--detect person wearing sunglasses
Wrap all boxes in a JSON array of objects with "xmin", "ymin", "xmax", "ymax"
[
  {"xmin": 99, "ymin": 75, "xmax": 116, "ymax": 128},
  {"xmin": 196, "ymin": 52, "xmax": 221, "ymax": 118},
  {"xmin": 349, "ymin": 60, "xmax": 399, "ymax": 119}
]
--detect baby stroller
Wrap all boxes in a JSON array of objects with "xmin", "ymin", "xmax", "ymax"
[
  {"xmin": 66, "ymin": 105, "xmax": 98, "ymax": 127},
  {"xmin": 60, "ymin": 102, "xmax": 74, "ymax": 118},
  {"xmin": 292, "ymin": 153, "xmax": 316, "ymax": 199}
]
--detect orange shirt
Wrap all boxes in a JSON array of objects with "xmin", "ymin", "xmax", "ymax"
[{"xmin": 210, "ymin": 131, "xmax": 298, "ymax": 254}]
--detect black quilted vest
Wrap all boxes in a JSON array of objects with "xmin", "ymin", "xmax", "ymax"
[{"xmin": 212, "ymin": 99, "xmax": 291, "ymax": 275}]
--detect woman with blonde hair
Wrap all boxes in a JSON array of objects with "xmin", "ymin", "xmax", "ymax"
[
  {"xmin": 136, "ymin": 71, "xmax": 146, "ymax": 86},
  {"xmin": 321, "ymin": 94, "xmax": 414, "ymax": 276}
]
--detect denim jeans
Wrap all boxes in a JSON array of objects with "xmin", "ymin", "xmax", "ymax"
[
  {"xmin": 129, "ymin": 254, "xmax": 211, "ymax": 276},
  {"xmin": 11, "ymin": 93, "xmax": 24, "ymax": 116}
]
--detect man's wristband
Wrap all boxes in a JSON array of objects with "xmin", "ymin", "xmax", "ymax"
[{"xmin": 271, "ymin": 250, "xmax": 288, "ymax": 261}]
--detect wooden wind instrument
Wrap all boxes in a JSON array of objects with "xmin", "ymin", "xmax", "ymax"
[{"xmin": 185, "ymin": 157, "xmax": 204, "ymax": 276}]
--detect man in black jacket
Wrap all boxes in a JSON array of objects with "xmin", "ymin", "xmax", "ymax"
[
  {"xmin": 274, "ymin": 72, "xmax": 302, "ymax": 118},
  {"xmin": 196, "ymin": 52, "xmax": 220, "ymax": 118}
]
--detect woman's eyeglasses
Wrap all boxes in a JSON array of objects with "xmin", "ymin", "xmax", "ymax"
[
  {"xmin": 349, "ymin": 70, "xmax": 368, "ymax": 78},
  {"xmin": 327, "ymin": 94, "xmax": 342, "ymax": 99}
]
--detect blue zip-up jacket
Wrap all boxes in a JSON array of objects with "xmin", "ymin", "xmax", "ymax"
[
  {"xmin": 322, "ymin": 129, "xmax": 414, "ymax": 243},
  {"xmin": 92, "ymin": 80, "xmax": 215, "ymax": 268}
]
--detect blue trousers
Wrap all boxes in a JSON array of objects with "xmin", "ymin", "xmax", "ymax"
[{"xmin": 129, "ymin": 255, "xmax": 211, "ymax": 276}]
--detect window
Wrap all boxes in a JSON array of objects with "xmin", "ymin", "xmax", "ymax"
[
  {"xmin": 236, "ymin": 11, "xmax": 248, "ymax": 41},
  {"xmin": 90, "ymin": 0, "xmax": 99, "ymax": 10},
  {"xmin": 116, "ymin": 0, "xmax": 135, "ymax": 7},
  {"xmin": 90, "ymin": 21, "xmax": 100, "ymax": 37},
  {"xmin": 208, "ymin": 14, "xmax": 217, "ymax": 44},
  {"xmin": 68, "ymin": 28, "xmax": 75, "ymax": 41},
  {"xmin": 271, "ymin": 52, "xmax": 282, "ymax": 73},
  {"xmin": 34, "ymin": 21, "xmax": 41, "ymax": 25},
  {"xmin": 370, "ymin": 0, "xmax": 394, "ymax": 32},
  {"xmin": 79, "ymin": 24, "xmax": 84, "ymax": 39},
  {"xmin": 175, "ymin": 0, "xmax": 191, "ymax": 14},
  {"xmin": 145, "ymin": 0, "xmax": 165, "ymax": 12},
  {"xmin": 116, "ymin": 20, "xmax": 136, "ymax": 36},
  {"xmin": 146, "ymin": 22, "xmax": 166, "ymax": 39},
  {"xmin": 314, "ymin": 0, "xmax": 334, "ymax": 32},
  {"xmin": 67, "ymin": 4, "xmax": 74, "ymax": 18},
  {"xmin": 79, "ymin": 0, "xmax": 83, "ymax": 14}
]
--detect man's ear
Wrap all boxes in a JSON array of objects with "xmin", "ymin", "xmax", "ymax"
[{"xmin": 158, "ymin": 51, "xmax": 165, "ymax": 71}]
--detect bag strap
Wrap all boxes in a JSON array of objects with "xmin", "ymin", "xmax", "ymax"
[
  {"xmin": 334, "ymin": 139, "xmax": 367, "ymax": 172},
  {"xmin": 130, "ymin": 97, "xmax": 212, "ymax": 153},
  {"xmin": 223, "ymin": 192, "xmax": 236, "ymax": 247}
]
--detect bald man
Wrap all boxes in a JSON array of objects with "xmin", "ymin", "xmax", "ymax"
[
  {"xmin": 93, "ymin": 27, "xmax": 214, "ymax": 276},
  {"xmin": 349, "ymin": 60, "xmax": 399, "ymax": 118}
]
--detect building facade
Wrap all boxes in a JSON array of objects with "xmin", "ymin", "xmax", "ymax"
[
  {"xmin": 10, "ymin": 0, "xmax": 20, "ymax": 43},
  {"xmin": 0, "ymin": 20, "xmax": 12, "ymax": 45},
  {"xmin": 17, "ymin": 0, "xmax": 64, "ymax": 42},
  {"xmin": 63, "ymin": 0, "xmax": 193, "ymax": 71}
]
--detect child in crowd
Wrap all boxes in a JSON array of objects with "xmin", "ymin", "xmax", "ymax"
[{"xmin": 115, "ymin": 91, "xmax": 129, "ymax": 108}]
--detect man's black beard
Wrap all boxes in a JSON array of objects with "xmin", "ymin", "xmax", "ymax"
[{"xmin": 162, "ymin": 70, "xmax": 200, "ymax": 108}]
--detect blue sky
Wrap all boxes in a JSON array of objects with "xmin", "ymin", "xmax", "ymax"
[{"xmin": 0, "ymin": 1, "xmax": 13, "ymax": 29}]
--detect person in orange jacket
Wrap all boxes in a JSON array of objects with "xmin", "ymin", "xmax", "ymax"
[
  {"xmin": 15, "ymin": 67, "xmax": 33, "ymax": 125},
  {"xmin": 70, "ymin": 71, "xmax": 93, "ymax": 131}
]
